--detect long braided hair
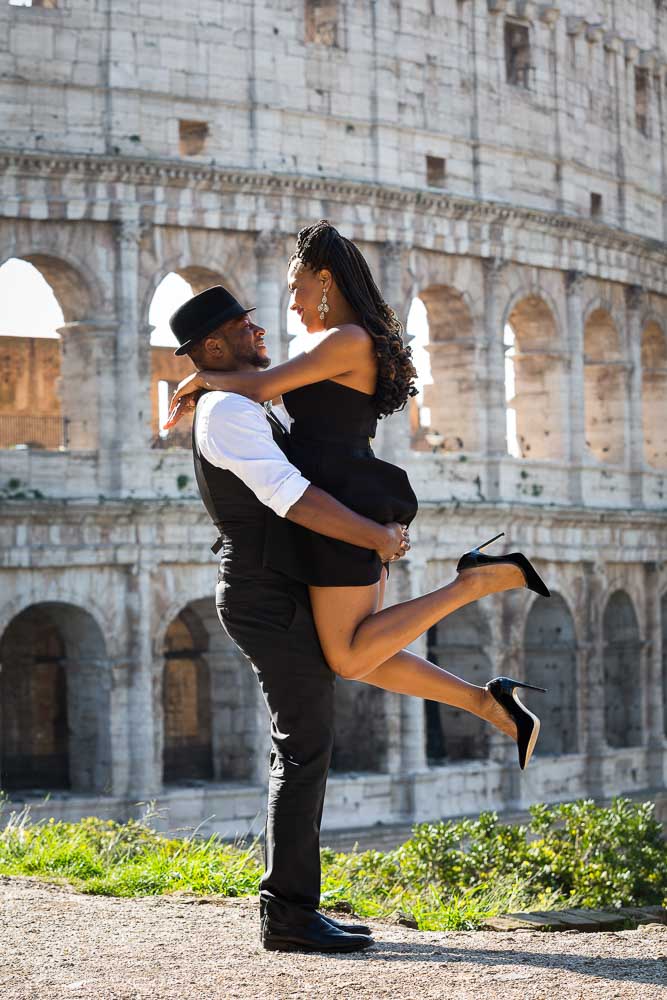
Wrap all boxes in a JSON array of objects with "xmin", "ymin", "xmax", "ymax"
[{"xmin": 289, "ymin": 220, "xmax": 417, "ymax": 419}]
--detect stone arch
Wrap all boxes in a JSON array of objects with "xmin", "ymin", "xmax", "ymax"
[
  {"xmin": 18, "ymin": 253, "xmax": 97, "ymax": 323},
  {"xmin": 158, "ymin": 597, "xmax": 258, "ymax": 784},
  {"xmin": 141, "ymin": 250, "xmax": 248, "ymax": 327},
  {"xmin": 582, "ymin": 296, "xmax": 626, "ymax": 344},
  {"xmin": 0, "ymin": 242, "xmax": 104, "ymax": 323},
  {"xmin": 602, "ymin": 590, "xmax": 642, "ymax": 748},
  {"xmin": 0, "ymin": 251, "xmax": 104, "ymax": 450},
  {"xmin": 523, "ymin": 592, "xmax": 578, "ymax": 755},
  {"xmin": 640, "ymin": 320, "xmax": 667, "ymax": 469},
  {"xmin": 416, "ymin": 283, "xmax": 480, "ymax": 453},
  {"xmin": 504, "ymin": 292, "xmax": 566, "ymax": 460},
  {"xmin": 583, "ymin": 307, "xmax": 627, "ymax": 465},
  {"xmin": 331, "ymin": 680, "xmax": 391, "ymax": 773},
  {"xmin": 0, "ymin": 602, "xmax": 112, "ymax": 794},
  {"xmin": 425, "ymin": 604, "xmax": 492, "ymax": 762}
]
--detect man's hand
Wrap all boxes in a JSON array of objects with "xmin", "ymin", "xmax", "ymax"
[{"xmin": 377, "ymin": 522, "xmax": 410, "ymax": 564}]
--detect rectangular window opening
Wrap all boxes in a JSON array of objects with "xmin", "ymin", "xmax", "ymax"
[
  {"xmin": 635, "ymin": 67, "xmax": 649, "ymax": 136},
  {"xmin": 505, "ymin": 20, "xmax": 531, "ymax": 88},
  {"xmin": 590, "ymin": 192, "xmax": 603, "ymax": 219},
  {"xmin": 426, "ymin": 155, "xmax": 447, "ymax": 188},
  {"xmin": 8, "ymin": 0, "xmax": 58, "ymax": 7},
  {"xmin": 178, "ymin": 120, "xmax": 209, "ymax": 157},
  {"xmin": 305, "ymin": 0, "xmax": 338, "ymax": 46}
]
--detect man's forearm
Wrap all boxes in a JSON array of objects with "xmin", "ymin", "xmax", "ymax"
[{"xmin": 286, "ymin": 485, "xmax": 386, "ymax": 551}]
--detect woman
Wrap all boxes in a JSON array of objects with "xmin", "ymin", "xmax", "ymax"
[{"xmin": 166, "ymin": 221, "xmax": 549, "ymax": 769}]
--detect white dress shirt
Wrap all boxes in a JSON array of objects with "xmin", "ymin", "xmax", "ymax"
[{"xmin": 194, "ymin": 391, "xmax": 310, "ymax": 518}]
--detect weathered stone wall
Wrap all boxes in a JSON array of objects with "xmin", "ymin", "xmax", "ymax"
[{"xmin": 0, "ymin": 0, "xmax": 666, "ymax": 839}]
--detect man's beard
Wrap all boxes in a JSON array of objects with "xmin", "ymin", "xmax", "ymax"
[{"xmin": 237, "ymin": 347, "xmax": 271, "ymax": 369}]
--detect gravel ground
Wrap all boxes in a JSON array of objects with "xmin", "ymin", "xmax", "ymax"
[{"xmin": 1, "ymin": 875, "xmax": 666, "ymax": 1000}]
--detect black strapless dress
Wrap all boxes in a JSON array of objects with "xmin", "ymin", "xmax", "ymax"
[{"xmin": 263, "ymin": 379, "xmax": 418, "ymax": 587}]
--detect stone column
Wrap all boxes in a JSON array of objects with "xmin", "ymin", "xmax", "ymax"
[
  {"xmin": 380, "ymin": 240, "xmax": 412, "ymax": 463},
  {"xmin": 400, "ymin": 558, "xmax": 427, "ymax": 773},
  {"xmin": 481, "ymin": 257, "xmax": 508, "ymax": 500},
  {"xmin": 625, "ymin": 285, "xmax": 646, "ymax": 507},
  {"xmin": 126, "ymin": 550, "xmax": 160, "ymax": 797},
  {"xmin": 255, "ymin": 231, "xmax": 288, "ymax": 366},
  {"xmin": 565, "ymin": 270, "xmax": 587, "ymax": 504},
  {"xmin": 644, "ymin": 561, "xmax": 665, "ymax": 788},
  {"xmin": 491, "ymin": 592, "xmax": 524, "ymax": 809},
  {"xmin": 58, "ymin": 321, "xmax": 117, "ymax": 478},
  {"xmin": 114, "ymin": 216, "xmax": 153, "ymax": 496},
  {"xmin": 581, "ymin": 560, "xmax": 606, "ymax": 797}
]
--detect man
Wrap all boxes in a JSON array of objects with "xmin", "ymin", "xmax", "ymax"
[{"xmin": 168, "ymin": 285, "xmax": 407, "ymax": 953}]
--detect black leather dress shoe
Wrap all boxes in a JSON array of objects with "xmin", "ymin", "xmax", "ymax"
[
  {"xmin": 261, "ymin": 911, "xmax": 374, "ymax": 953},
  {"xmin": 320, "ymin": 912, "xmax": 372, "ymax": 936}
]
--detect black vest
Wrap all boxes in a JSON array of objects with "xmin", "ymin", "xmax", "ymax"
[{"xmin": 192, "ymin": 405, "xmax": 290, "ymax": 584}]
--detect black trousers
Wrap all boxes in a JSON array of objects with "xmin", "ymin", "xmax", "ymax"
[{"xmin": 216, "ymin": 573, "xmax": 335, "ymax": 924}]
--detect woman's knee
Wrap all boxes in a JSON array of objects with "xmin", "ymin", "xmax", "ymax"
[{"xmin": 326, "ymin": 649, "xmax": 372, "ymax": 681}]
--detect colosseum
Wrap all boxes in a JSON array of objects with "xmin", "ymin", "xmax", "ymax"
[{"xmin": 0, "ymin": 0, "xmax": 666, "ymax": 842}]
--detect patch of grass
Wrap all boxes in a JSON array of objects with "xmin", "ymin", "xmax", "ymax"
[{"xmin": 0, "ymin": 797, "xmax": 262, "ymax": 899}]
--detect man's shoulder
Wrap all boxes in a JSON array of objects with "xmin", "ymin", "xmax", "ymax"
[{"xmin": 197, "ymin": 390, "xmax": 261, "ymax": 422}]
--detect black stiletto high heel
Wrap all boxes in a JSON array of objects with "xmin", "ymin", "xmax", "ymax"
[
  {"xmin": 456, "ymin": 532, "xmax": 551, "ymax": 598},
  {"xmin": 486, "ymin": 676, "xmax": 547, "ymax": 770}
]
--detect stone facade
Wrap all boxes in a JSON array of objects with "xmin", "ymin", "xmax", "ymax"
[{"xmin": 0, "ymin": 0, "xmax": 666, "ymax": 840}]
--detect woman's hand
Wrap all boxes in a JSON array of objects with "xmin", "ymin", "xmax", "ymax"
[
  {"xmin": 376, "ymin": 523, "xmax": 410, "ymax": 563},
  {"xmin": 163, "ymin": 393, "xmax": 198, "ymax": 429},
  {"xmin": 163, "ymin": 372, "xmax": 208, "ymax": 429}
]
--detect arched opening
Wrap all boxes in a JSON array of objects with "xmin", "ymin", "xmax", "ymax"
[
  {"xmin": 149, "ymin": 272, "xmax": 196, "ymax": 449},
  {"xmin": 148, "ymin": 267, "xmax": 229, "ymax": 449},
  {"xmin": 331, "ymin": 680, "xmax": 389, "ymax": 773},
  {"xmin": 523, "ymin": 594, "xmax": 578, "ymax": 755},
  {"xmin": 584, "ymin": 309, "xmax": 627, "ymax": 465},
  {"xmin": 0, "ymin": 253, "xmax": 102, "ymax": 450},
  {"xmin": 505, "ymin": 295, "xmax": 565, "ymax": 460},
  {"xmin": 603, "ymin": 590, "xmax": 642, "ymax": 748},
  {"xmin": 0, "ymin": 603, "xmax": 110, "ymax": 793},
  {"xmin": 415, "ymin": 286, "xmax": 479, "ymax": 453},
  {"xmin": 162, "ymin": 607, "xmax": 213, "ymax": 783},
  {"xmin": 425, "ymin": 605, "xmax": 492, "ymax": 763},
  {"xmin": 641, "ymin": 321, "xmax": 667, "ymax": 469},
  {"xmin": 160, "ymin": 598, "xmax": 257, "ymax": 784},
  {"xmin": 0, "ymin": 257, "xmax": 64, "ymax": 450},
  {"xmin": 405, "ymin": 296, "xmax": 434, "ymax": 449}
]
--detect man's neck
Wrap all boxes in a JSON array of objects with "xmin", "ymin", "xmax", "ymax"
[{"xmin": 198, "ymin": 361, "xmax": 263, "ymax": 373}]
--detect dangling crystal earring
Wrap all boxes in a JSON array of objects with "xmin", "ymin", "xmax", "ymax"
[{"xmin": 317, "ymin": 284, "xmax": 329, "ymax": 323}]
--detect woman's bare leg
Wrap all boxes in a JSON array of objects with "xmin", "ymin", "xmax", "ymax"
[
  {"xmin": 327, "ymin": 568, "xmax": 516, "ymax": 740},
  {"xmin": 359, "ymin": 648, "xmax": 517, "ymax": 740},
  {"xmin": 308, "ymin": 561, "xmax": 524, "ymax": 681}
]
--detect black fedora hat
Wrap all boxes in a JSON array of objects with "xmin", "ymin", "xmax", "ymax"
[{"xmin": 169, "ymin": 285, "xmax": 255, "ymax": 356}]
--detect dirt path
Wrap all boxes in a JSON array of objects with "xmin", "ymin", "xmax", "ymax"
[{"xmin": 1, "ymin": 875, "xmax": 666, "ymax": 1000}]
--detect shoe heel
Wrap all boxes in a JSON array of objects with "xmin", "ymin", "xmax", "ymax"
[
  {"xmin": 487, "ymin": 676, "xmax": 544, "ymax": 770},
  {"xmin": 502, "ymin": 677, "xmax": 547, "ymax": 694},
  {"xmin": 475, "ymin": 531, "xmax": 505, "ymax": 552}
]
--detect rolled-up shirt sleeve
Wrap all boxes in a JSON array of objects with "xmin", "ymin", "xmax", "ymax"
[{"xmin": 195, "ymin": 391, "xmax": 310, "ymax": 518}]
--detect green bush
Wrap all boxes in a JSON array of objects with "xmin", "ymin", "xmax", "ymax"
[{"xmin": 321, "ymin": 797, "xmax": 667, "ymax": 913}]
